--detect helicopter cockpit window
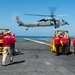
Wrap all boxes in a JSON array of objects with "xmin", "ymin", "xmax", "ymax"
[{"xmin": 37, "ymin": 19, "xmax": 47, "ymax": 22}]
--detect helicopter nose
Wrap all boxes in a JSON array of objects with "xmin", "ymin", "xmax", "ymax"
[
  {"xmin": 67, "ymin": 23, "xmax": 69, "ymax": 25},
  {"xmin": 65, "ymin": 22, "xmax": 69, "ymax": 25}
]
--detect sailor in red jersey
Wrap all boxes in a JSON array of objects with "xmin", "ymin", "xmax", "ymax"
[
  {"xmin": 2, "ymin": 31, "xmax": 13, "ymax": 66},
  {"xmin": 54, "ymin": 35, "xmax": 60, "ymax": 56},
  {"xmin": 72, "ymin": 36, "xmax": 75, "ymax": 54},
  {"xmin": 62, "ymin": 36, "xmax": 69, "ymax": 55},
  {"xmin": 11, "ymin": 33, "xmax": 17, "ymax": 55}
]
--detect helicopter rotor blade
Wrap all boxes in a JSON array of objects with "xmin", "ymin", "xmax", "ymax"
[
  {"xmin": 24, "ymin": 7, "xmax": 57, "ymax": 17},
  {"xmin": 57, "ymin": 14, "xmax": 75, "ymax": 17},
  {"xmin": 24, "ymin": 13, "xmax": 50, "ymax": 17},
  {"xmin": 49, "ymin": 7, "xmax": 57, "ymax": 17},
  {"xmin": 24, "ymin": 13, "xmax": 74, "ymax": 17}
]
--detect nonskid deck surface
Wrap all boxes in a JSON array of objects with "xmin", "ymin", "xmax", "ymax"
[{"xmin": 0, "ymin": 38, "xmax": 75, "ymax": 75}]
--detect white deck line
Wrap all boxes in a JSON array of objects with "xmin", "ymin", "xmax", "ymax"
[
  {"xmin": 24, "ymin": 38, "xmax": 52, "ymax": 47},
  {"xmin": 24, "ymin": 38, "xmax": 74, "ymax": 52}
]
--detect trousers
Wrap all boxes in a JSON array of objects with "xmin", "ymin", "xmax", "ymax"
[
  {"xmin": 62, "ymin": 43, "xmax": 68, "ymax": 55},
  {"xmin": 55, "ymin": 44, "xmax": 60, "ymax": 55},
  {"xmin": 73, "ymin": 45, "xmax": 75, "ymax": 54},
  {"xmin": 10, "ymin": 43, "xmax": 15, "ymax": 55},
  {"xmin": 2, "ymin": 46, "xmax": 13, "ymax": 65}
]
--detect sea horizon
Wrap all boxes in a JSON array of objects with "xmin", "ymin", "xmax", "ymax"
[
  {"xmin": 16, "ymin": 35, "xmax": 52, "ymax": 38},
  {"xmin": 16, "ymin": 35, "xmax": 74, "ymax": 39}
]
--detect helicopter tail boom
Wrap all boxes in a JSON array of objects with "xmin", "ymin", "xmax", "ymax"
[{"xmin": 16, "ymin": 16, "xmax": 25, "ymax": 26}]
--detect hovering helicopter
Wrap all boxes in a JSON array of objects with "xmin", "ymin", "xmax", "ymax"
[{"xmin": 16, "ymin": 7, "xmax": 69, "ymax": 31}]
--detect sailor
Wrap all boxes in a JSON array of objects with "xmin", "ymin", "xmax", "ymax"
[
  {"xmin": 62, "ymin": 36, "xmax": 69, "ymax": 55},
  {"xmin": 0, "ymin": 32, "xmax": 3, "ymax": 39},
  {"xmin": 72, "ymin": 36, "xmax": 75, "ymax": 54},
  {"xmin": 54, "ymin": 35, "xmax": 60, "ymax": 56},
  {"xmin": 68, "ymin": 37, "xmax": 71, "ymax": 54},
  {"xmin": 11, "ymin": 33, "xmax": 17, "ymax": 56},
  {"xmin": 2, "ymin": 31, "xmax": 13, "ymax": 66}
]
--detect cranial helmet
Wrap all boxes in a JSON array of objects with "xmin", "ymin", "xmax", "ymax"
[{"xmin": 7, "ymin": 31, "xmax": 11, "ymax": 34}]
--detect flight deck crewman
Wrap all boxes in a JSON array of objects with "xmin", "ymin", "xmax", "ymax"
[
  {"xmin": 62, "ymin": 36, "xmax": 69, "ymax": 55},
  {"xmin": 72, "ymin": 36, "xmax": 75, "ymax": 54},
  {"xmin": 54, "ymin": 35, "xmax": 60, "ymax": 56},
  {"xmin": 2, "ymin": 31, "xmax": 13, "ymax": 66},
  {"xmin": 11, "ymin": 33, "xmax": 17, "ymax": 56}
]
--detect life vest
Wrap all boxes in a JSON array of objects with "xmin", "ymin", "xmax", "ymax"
[
  {"xmin": 2, "ymin": 35, "xmax": 12, "ymax": 47},
  {"xmin": 73, "ymin": 39, "xmax": 75, "ymax": 45},
  {"xmin": 54, "ymin": 37, "xmax": 60, "ymax": 45},
  {"xmin": 62, "ymin": 37, "xmax": 68, "ymax": 44}
]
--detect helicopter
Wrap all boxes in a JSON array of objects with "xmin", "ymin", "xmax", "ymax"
[
  {"xmin": 16, "ymin": 16, "xmax": 69, "ymax": 31},
  {"xmin": 16, "ymin": 8, "xmax": 69, "ymax": 31}
]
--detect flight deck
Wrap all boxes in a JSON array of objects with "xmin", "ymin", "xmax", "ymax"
[{"xmin": 0, "ymin": 38, "xmax": 75, "ymax": 75}]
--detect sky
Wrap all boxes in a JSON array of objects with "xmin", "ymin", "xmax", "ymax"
[{"xmin": 0, "ymin": 0, "xmax": 75, "ymax": 36}]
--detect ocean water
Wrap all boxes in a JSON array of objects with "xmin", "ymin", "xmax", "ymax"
[
  {"xmin": 16, "ymin": 36, "xmax": 52, "ymax": 38},
  {"xmin": 15, "ymin": 36, "xmax": 74, "ymax": 44},
  {"xmin": 16, "ymin": 36, "xmax": 73, "ymax": 40}
]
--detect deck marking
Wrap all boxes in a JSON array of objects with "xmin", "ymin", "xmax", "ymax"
[
  {"xmin": 44, "ymin": 62, "xmax": 51, "ymax": 65},
  {"xmin": 24, "ymin": 38, "xmax": 74, "ymax": 52},
  {"xmin": 24, "ymin": 38, "xmax": 52, "ymax": 47}
]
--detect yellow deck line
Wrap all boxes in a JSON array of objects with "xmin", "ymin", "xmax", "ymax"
[{"xmin": 24, "ymin": 38, "xmax": 74, "ymax": 52}]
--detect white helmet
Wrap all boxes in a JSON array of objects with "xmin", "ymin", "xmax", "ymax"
[{"xmin": 7, "ymin": 31, "xmax": 11, "ymax": 34}]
